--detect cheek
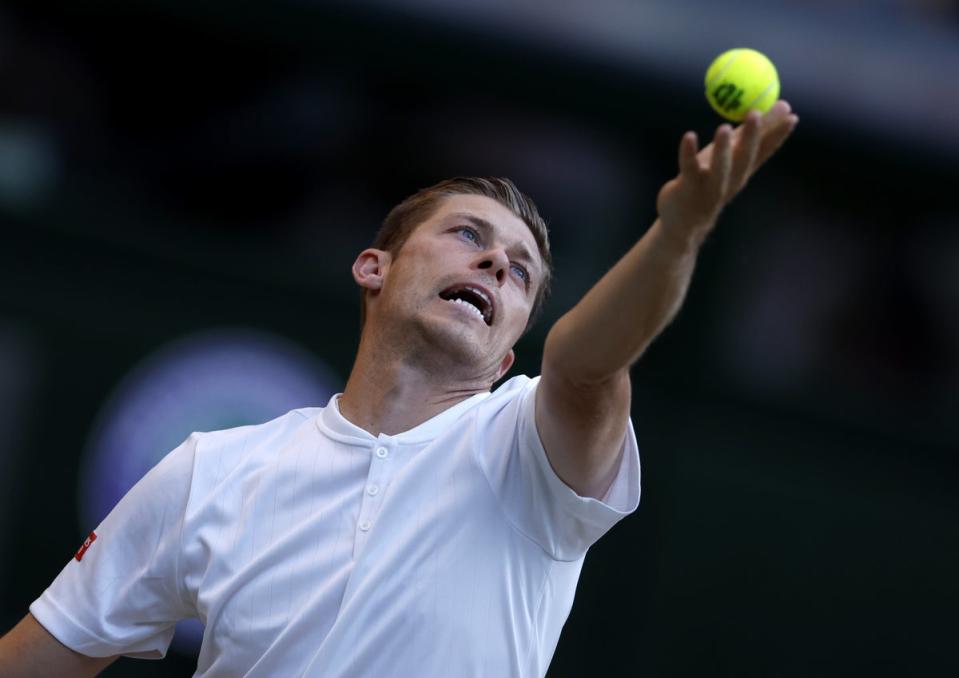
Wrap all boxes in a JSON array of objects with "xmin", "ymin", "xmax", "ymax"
[
  {"xmin": 503, "ymin": 298, "xmax": 532, "ymax": 333},
  {"xmin": 389, "ymin": 259, "xmax": 430, "ymax": 294}
]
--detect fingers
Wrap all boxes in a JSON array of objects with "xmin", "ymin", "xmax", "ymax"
[
  {"xmin": 678, "ymin": 131, "xmax": 700, "ymax": 176},
  {"xmin": 764, "ymin": 99, "xmax": 793, "ymax": 124},
  {"xmin": 755, "ymin": 100, "xmax": 799, "ymax": 169},
  {"xmin": 708, "ymin": 123, "xmax": 733, "ymax": 197},
  {"xmin": 728, "ymin": 110, "xmax": 763, "ymax": 194},
  {"xmin": 672, "ymin": 99, "xmax": 798, "ymax": 208},
  {"xmin": 721, "ymin": 100, "xmax": 797, "ymax": 194}
]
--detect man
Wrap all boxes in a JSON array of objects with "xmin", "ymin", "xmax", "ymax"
[{"xmin": 0, "ymin": 103, "xmax": 798, "ymax": 676}]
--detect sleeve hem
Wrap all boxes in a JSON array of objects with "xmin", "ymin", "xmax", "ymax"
[{"xmin": 30, "ymin": 592, "xmax": 165, "ymax": 659}]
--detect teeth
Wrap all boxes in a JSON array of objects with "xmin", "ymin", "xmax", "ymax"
[
  {"xmin": 448, "ymin": 297, "xmax": 484, "ymax": 322},
  {"xmin": 466, "ymin": 287, "xmax": 491, "ymax": 309}
]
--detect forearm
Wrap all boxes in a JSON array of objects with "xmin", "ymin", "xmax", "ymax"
[
  {"xmin": 542, "ymin": 102, "xmax": 798, "ymax": 387},
  {"xmin": 0, "ymin": 613, "xmax": 117, "ymax": 677},
  {"xmin": 543, "ymin": 217, "xmax": 702, "ymax": 385}
]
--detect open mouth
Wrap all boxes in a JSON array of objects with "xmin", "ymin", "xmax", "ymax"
[{"xmin": 438, "ymin": 284, "xmax": 494, "ymax": 326}]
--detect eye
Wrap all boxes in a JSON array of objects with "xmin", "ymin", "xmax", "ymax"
[
  {"xmin": 458, "ymin": 226, "xmax": 480, "ymax": 244},
  {"xmin": 511, "ymin": 263, "xmax": 529, "ymax": 283}
]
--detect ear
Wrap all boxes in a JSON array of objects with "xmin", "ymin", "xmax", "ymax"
[
  {"xmin": 352, "ymin": 249, "xmax": 391, "ymax": 291},
  {"xmin": 494, "ymin": 349, "xmax": 515, "ymax": 383}
]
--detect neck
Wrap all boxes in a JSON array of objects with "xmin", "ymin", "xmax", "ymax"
[{"xmin": 338, "ymin": 325, "xmax": 493, "ymax": 436}]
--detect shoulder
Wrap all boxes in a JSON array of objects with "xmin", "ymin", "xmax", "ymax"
[
  {"xmin": 190, "ymin": 407, "xmax": 321, "ymax": 471},
  {"xmin": 461, "ymin": 374, "xmax": 539, "ymax": 439},
  {"xmin": 196, "ymin": 407, "xmax": 318, "ymax": 444},
  {"xmin": 492, "ymin": 373, "xmax": 537, "ymax": 395},
  {"xmin": 482, "ymin": 374, "xmax": 539, "ymax": 410}
]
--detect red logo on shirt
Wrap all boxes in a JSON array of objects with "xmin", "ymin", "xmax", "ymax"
[{"xmin": 74, "ymin": 531, "xmax": 97, "ymax": 561}]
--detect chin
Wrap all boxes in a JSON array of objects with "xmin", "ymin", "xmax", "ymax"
[{"xmin": 412, "ymin": 315, "xmax": 492, "ymax": 370}]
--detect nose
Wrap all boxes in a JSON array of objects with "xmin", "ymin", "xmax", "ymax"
[{"xmin": 476, "ymin": 247, "xmax": 510, "ymax": 285}]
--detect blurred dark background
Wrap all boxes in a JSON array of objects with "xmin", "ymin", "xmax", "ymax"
[{"xmin": 1, "ymin": 0, "xmax": 957, "ymax": 676}]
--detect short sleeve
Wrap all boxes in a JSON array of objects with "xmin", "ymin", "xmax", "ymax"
[
  {"xmin": 29, "ymin": 434, "xmax": 199, "ymax": 659},
  {"xmin": 474, "ymin": 376, "xmax": 640, "ymax": 561}
]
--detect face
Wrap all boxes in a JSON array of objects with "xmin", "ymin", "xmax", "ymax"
[{"xmin": 355, "ymin": 194, "xmax": 543, "ymax": 383}]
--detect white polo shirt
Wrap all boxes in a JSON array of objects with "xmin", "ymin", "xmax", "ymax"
[{"xmin": 31, "ymin": 374, "xmax": 640, "ymax": 677}]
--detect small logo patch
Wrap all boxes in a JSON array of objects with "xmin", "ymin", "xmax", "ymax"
[{"xmin": 75, "ymin": 531, "xmax": 97, "ymax": 561}]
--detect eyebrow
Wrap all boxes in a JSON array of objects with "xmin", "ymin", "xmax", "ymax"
[{"xmin": 447, "ymin": 212, "xmax": 540, "ymax": 275}]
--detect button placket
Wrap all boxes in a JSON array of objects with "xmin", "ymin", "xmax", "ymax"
[{"xmin": 355, "ymin": 443, "xmax": 392, "ymax": 543}]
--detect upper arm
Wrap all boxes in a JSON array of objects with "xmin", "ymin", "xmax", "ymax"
[
  {"xmin": 0, "ymin": 613, "xmax": 118, "ymax": 677},
  {"xmin": 27, "ymin": 435, "xmax": 199, "ymax": 661},
  {"xmin": 535, "ymin": 360, "xmax": 632, "ymax": 500}
]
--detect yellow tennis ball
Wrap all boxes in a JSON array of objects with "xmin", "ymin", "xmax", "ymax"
[{"xmin": 705, "ymin": 48, "xmax": 780, "ymax": 122}]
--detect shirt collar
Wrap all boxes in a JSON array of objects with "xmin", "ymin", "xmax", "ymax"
[{"xmin": 316, "ymin": 390, "xmax": 491, "ymax": 446}]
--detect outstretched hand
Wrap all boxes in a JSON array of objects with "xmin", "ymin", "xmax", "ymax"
[{"xmin": 656, "ymin": 100, "xmax": 799, "ymax": 247}]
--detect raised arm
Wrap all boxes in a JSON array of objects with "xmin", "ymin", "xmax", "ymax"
[
  {"xmin": 0, "ymin": 613, "xmax": 117, "ymax": 677},
  {"xmin": 536, "ymin": 102, "xmax": 799, "ymax": 499}
]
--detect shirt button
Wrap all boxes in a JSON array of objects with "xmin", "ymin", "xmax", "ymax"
[
  {"xmin": 359, "ymin": 520, "xmax": 372, "ymax": 532},
  {"xmin": 367, "ymin": 485, "xmax": 379, "ymax": 496},
  {"xmin": 375, "ymin": 447, "xmax": 388, "ymax": 459}
]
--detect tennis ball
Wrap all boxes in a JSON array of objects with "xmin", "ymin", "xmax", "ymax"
[{"xmin": 705, "ymin": 48, "xmax": 780, "ymax": 122}]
